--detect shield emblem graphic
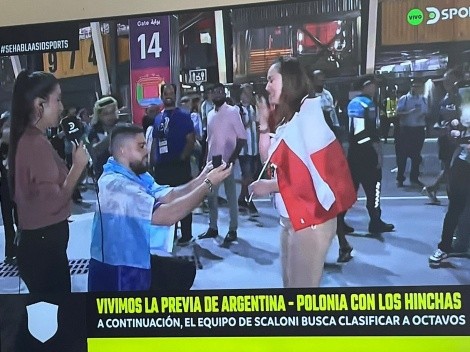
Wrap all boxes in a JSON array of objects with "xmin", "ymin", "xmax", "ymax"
[{"xmin": 26, "ymin": 302, "xmax": 58, "ymax": 343}]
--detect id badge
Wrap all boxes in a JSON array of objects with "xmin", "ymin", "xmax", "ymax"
[{"xmin": 159, "ymin": 139, "xmax": 168, "ymax": 154}]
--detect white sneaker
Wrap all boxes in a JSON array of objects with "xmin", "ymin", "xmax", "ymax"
[{"xmin": 429, "ymin": 248, "xmax": 448, "ymax": 265}]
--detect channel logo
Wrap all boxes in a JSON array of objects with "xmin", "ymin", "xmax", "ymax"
[
  {"xmin": 407, "ymin": 6, "xmax": 470, "ymax": 26},
  {"xmin": 407, "ymin": 8, "xmax": 424, "ymax": 26},
  {"xmin": 425, "ymin": 7, "xmax": 440, "ymax": 25}
]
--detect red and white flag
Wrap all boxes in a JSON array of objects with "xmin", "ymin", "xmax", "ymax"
[{"xmin": 268, "ymin": 97, "xmax": 356, "ymax": 231}]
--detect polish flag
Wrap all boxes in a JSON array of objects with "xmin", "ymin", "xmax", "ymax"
[{"xmin": 268, "ymin": 97, "xmax": 356, "ymax": 231}]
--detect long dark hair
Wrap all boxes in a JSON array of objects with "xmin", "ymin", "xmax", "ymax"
[
  {"xmin": 271, "ymin": 56, "xmax": 310, "ymax": 126},
  {"xmin": 8, "ymin": 71, "xmax": 58, "ymax": 196}
]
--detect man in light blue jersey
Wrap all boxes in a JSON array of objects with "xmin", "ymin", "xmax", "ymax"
[
  {"xmin": 237, "ymin": 83, "xmax": 261, "ymax": 216},
  {"xmin": 88, "ymin": 124, "xmax": 231, "ymax": 291}
]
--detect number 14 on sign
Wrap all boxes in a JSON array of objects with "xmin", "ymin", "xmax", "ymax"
[{"xmin": 137, "ymin": 32, "xmax": 162, "ymax": 60}]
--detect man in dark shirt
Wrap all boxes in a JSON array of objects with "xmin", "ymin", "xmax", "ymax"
[
  {"xmin": 346, "ymin": 77, "xmax": 394, "ymax": 234},
  {"xmin": 151, "ymin": 84, "xmax": 196, "ymax": 246}
]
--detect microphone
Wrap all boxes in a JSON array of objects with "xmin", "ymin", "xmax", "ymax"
[
  {"xmin": 61, "ymin": 116, "xmax": 94, "ymax": 171},
  {"xmin": 61, "ymin": 115, "xmax": 83, "ymax": 146}
]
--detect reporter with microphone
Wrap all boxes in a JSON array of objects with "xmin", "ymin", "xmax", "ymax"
[{"xmin": 9, "ymin": 71, "xmax": 89, "ymax": 293}]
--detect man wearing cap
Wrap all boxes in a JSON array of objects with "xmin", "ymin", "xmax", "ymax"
[
  {"xmin": 396, "ymin": 79, "xmax": 428, "ymax": 187},
  {"xmin": 345, "ymin": 77, "xmax": 395, "ymax": 234},
  {"xmin": 89, "ymin": 96, "xmax": 120, "ymax": 177}
]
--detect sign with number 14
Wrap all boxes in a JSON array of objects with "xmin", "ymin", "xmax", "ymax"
[
  {"xmin": 129, "ymin": 16, "xmax": 171, "ymax": 125},
  {"xmin": 129, "ymin": 16, "xmax": 170, "ymax": 69}
]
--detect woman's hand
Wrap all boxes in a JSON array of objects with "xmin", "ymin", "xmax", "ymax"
[
  {"xmin": 72, "ymin": 141, "xmax": 89, "ymax": 170},
  {"xmin": 249, "ymin": 179, "xmax": 277, "ymax": 197},
  {"xmin": 256, "ymin": 95, "xmax": 271, "ymax": 128},
  {"xmin": 256, "ymin": 96, "xmax": 274, "ymax": 162}
]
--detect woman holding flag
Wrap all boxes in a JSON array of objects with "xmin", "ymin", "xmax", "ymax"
[{"xmin": 249, "ymin": 57, "xmax": 356, "ymax": 287}]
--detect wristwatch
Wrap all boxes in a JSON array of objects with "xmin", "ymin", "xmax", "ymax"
[{"xmin": 203, "ymin": 178, "xmax": 213, "ymax": 192}]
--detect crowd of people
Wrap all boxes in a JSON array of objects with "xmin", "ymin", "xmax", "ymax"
[{"xmin": 0, "ymin": 57, "xmax": 469, "ymax": 293}]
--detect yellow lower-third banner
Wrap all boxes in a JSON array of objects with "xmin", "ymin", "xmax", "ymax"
[{"xmin": 88, "ymin": 336, "xmax": 470, "ymax": 352}]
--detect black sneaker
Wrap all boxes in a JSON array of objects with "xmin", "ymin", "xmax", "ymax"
[
  {"xmin": 223, "ymin": 230, "xmax": 238, "ymax": 244},
  {"xmin": 176, "ymin": 237, "xmax": 195, "ymax": 246},
  {"xmin": 238, "ymin": 198, "xmax": 248, "ymax": 207},
  {"xmin": 247, "ymin": 201, "xmax": 259, "ymax": 217},
  {"xmin": 368, "ymin": 220, "xmax": 395, "ymax": 234},
  {"xmin": 238, "ymin": 199, "xmax": 248, "ymax": 212},
  {"xmin": 198, "ymin": 228, "xmax": 218, "ymax": 239},
  {"xmin": 337, "ymin": 247, "xmax": 353, "ymax": 263}
]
